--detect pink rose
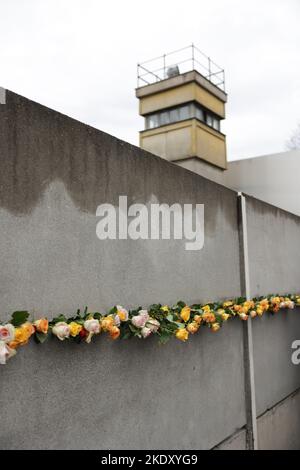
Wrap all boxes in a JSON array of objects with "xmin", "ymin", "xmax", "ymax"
[
  {"xmin": 0, "ymin": 324, "xmax": 15, "ymax": 343},
  {"xmin": 132, "ymin": 310, "xmax": 149, "ymax": 329},
  {"xmin": 0, "ymin": 340, "xmax": 16, "ymax": 365}
]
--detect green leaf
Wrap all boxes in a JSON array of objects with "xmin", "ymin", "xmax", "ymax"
[
  {"xmin": 108, "ymin": 306, "xmax": 117, "ymax": 315},
  {"xmin": 121, "ymin": 330, "xmax": 132, "ymax": 340},
  {"xmin": 11, "ymin": 311, "xmax": 29, "ymax": 327},
  {"xmin": 166, "ymin": 314, "xmax": 174, "ymax": 322},
  {"xmin": 158, "ymin": 333, "xmax": 171, "ymax": 344},
  {"xmin": 174, "ymin": 322, "xmax": 185, "ymax": 329},
  {"xmin": 35, "ymin": 332, "xmax": 48, "ymax": 344},
  {"xmin": 52, "ymin": 314, "xmax": 67, "ymax": 324}
]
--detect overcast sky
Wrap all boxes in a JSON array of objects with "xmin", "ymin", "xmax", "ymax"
[{"xmin": 1, "ymin": 0, "xmax": 299, "ymax": 160}]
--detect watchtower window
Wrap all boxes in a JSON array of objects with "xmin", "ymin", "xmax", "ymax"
[{"xmin": 145, "ymin": 103, "xmax": 221, "ymax": 132}]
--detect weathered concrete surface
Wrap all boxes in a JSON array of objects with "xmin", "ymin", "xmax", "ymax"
[
  {"xmin": 0, "ymin": 90, "xmax": 241, "ymax": 319},
  {"xmin": 0, "ymin": 322, "xmax": 245, "ymax": 450},
  {"xmin": 215, "ymin": 388, "xmax": 300, "ymax": 450},
  {"xmin": 246, "ymin": 196, "xmax": 300, "ymax": 296},
  {"xmin": 252, "ymin": 309, "xmax": 300, "ymax": 416},
  {"xmin": 246, "ymin": 197, "xmax": 300, "ymax": 415},
  {"xmin": 214, "ymin": 429, "xmax": 246, "ymax": 450},
  {"xmin": 0, "ymin": 90, "xmax": 300, "ymax": 450},
  {"xmin": 258, "ymin": 388, "xmax": 300, "ymax": 450}
]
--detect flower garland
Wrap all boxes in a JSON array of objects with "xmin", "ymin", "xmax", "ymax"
[{"xmin": 0, "ymin": 294, "xmax": 299, "ymax": 365}]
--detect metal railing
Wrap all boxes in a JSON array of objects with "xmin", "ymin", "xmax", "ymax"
[{"xmin": 137, "ymin": 44, "xmax": 225, "ymax": 91}]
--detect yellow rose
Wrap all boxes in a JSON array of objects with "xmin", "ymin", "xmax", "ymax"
[
  {"xmin": 260, "ymin": 299, "xmax": 269, "ymax": 311},
  {"xmin": 117, "ymin": 311, "xmax": 127, "ymax": 322},
  {"xmin": 221, "ymin": 313, "xmax": 230, "ymax": 322},
  {"xmin": 13, "ymin": 322, "xmax": 34, "ymax": 347},
  {"xmin": 116, "ymin": 306, "xmax": 128, "ymax": 322},
  {"xmin": 69, "ymin": 322, "xmax": 83, "ymax": 337},
  {"xmin": 101, "ymin": 315, "xmax": 115, "ymax": 331},
  {"xmin": 187, "ymin": 322, "xmax": 199, "ymax": 334},
  {"xmin": 256, "ymin": 307, "xmax": 264, "ymax": 316},
  {"xmin": 211, "ymin": 323, "xmax": 220, "ymax": 332},
  {"xmin": 202, "ymin": 305, "xmax": 211, "ymax": 312},
  {"xmin": 180, "ymin": 306, "xmax": 191, "ymax": 323},
  {"xmin": 161, "ymin": 305, "xmax": 169, "ymax": 312},
  {"xmin": 241, "ymin": 305, "xmax": 250, "ymax": 314},
  {"xmin": 175, "ymin": 328, "xmax": 189, "ymax": 342},
  {"xmin": 223, "ymin": 301, "xmax": 233, "ymax": 308}
]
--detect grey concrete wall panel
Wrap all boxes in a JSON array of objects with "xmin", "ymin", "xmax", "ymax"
[
  {"xmin": 252, "ymin": 309, "xmax": 300, "ymax": 416},
  {"xmin": 0, "ymin": 322, "xmax": 245, "ymax": 450},
  {"xmin": 246, "ymin": 196, "xmax": 300, "ymax": 296},
  {"xmin": 258, "ymin": 389, "xmax": 300, "ymax": 450},
  {"xmin": 0, "ymin": 90, "xmax": 241, "ymax": 320}
]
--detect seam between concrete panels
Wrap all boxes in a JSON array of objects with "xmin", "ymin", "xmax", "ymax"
[
  {"xmin": 257, "ymin": 386, "xmax": 300, "ymax": 420},
  {"xmin": 212, "ymin": 387, "xmax": 300, "ymax": 450},
  {"xmin": 0, "ymin": 87, "xmax": 6, "ymax": 104}
]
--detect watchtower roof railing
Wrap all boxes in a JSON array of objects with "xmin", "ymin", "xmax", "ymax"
[{"xmin": 137, "ymin": 44, "xmax": 225, "ymax": 92}]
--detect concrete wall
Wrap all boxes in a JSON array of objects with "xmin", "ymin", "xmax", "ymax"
[
  {"xmin": 176, "ymin": 150, "xmax": 300, "ymax": 218},
  {"xmin": 216, "ymin": 388, "xmax": 300, "ymax": 450},
  {"xmin": 224, "ymin": 150, "xmax": 300, "ymax": 217},
  {"xmin": 0, "ymin": 90, "xmax": 299, "ymax": 450}
]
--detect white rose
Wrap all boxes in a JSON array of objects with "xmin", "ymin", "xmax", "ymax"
[
  {"xmin": 139, "ymin": 309, "xmax": 149, "ymax": 319},
  {"xmin": 141, "ymin": 327, "xmax": 152, "ymax": 338},
  {"xmin": 84, "ymin": 319, "xmax": 100, "ymax": 334},
  {"xmin": 146, "ymin": 318, "xmax": 160, "ymax": 333},
  {"xmin": 0, "ymin": 340, "xmax": 16, "ymax": 365},
  {"xmin": 52, "ymin": 322, "xmax": 70, "ymax": 341},
  {"xmin": 0, "ymin": 324, "xmax": 15, "ymax": 343}
]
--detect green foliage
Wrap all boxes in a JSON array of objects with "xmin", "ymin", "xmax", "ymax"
[
  {"xmin": 10, "ymin": 311, "xmax": 29, "ymax": 327},
  {"xmin": 35, "ymin": 332, "xmax": 48, "ymax": 344}
]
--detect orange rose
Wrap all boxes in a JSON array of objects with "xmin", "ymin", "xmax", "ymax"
[
  {"xmin": 109, "ymin": 326, "xmax": 120, "ymax": 340},
  {"xmin": 202, "ymin": 312, "xmax": 216, "ymax": 324},
  {"xmin": 187, "ymin": 322, "xmax": 199, "ymax": 334},
  {"xmin": 194, "ymin": 314, "xmax": 203, "ymax": 325},
  {"xmin": 34, "ymin": 318, "xmax": 49, "ymax": 335}
]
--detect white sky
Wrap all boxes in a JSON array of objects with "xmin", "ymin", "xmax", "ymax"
[{"xmin": 1, "ymin": 0, "xmax": 299, "ymax": 160}]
